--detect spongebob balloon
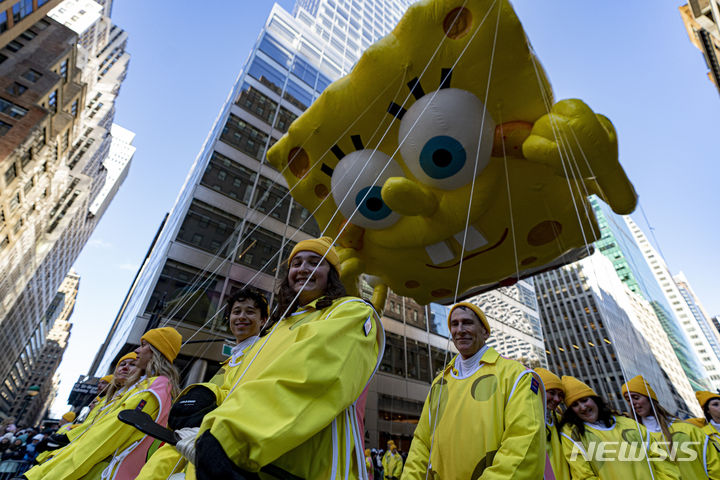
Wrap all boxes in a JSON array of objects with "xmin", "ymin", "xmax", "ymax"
[{"xmin": 267, "ymin": 0, "xmax": 637, "ymax": 306}]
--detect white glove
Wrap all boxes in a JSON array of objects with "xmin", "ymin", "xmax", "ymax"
[{"xmin": 174, "ymin": 427, "xmax": 200, "ymax": 464}]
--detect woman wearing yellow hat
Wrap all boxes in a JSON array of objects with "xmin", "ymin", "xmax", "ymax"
[
  {"xmin": 535, "ymin": 368, "xmax": 570, "ymax": 480},
  {"xmin": 178, "ymin": 236, "xmax": 384, "ymax": 480},
  {"xmin": 23, "ymin": 327, "xmax": 181, "ymax": 480},
  {"xmin": 695, "ymin": 391, "xmax": 720, "ymax": 446},
  {"xmin": 621, "ymin": 375, "xmax": 720, "ymax": 478},
  {"xmin": 382, "ymin": 440, "xmax": 403, "ymax": 479},
  {"xmin": 559, "ymin": 376, "xmax": 679, "ymax": 479}
]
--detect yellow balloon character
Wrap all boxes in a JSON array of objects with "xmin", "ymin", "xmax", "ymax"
[{"xmin": 267, "ymin": 0, "xmax": 637, "ymax": 306}]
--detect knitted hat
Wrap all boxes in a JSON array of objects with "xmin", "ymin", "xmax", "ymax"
[
  {"xmin": 61, "ymin": 412, "xmax": 76, "ymax": 423},
  {"xmin": 141, "ymin": 327, "xmax": 182, "ymax": 362},
  {"xmin": 99, "ymin": 375, "xmax": 113, "ymax": 384},
  {"xmin": 535, "ymin": 368, "xmax": 563, "ymax": 392},
  {"xmin": 289, "ymin": 236, "xmax": 340, "ymax": 270},
  {"xmin": 447, "ymin": 302, "xmax": 490, "ymax": 334},
  {"xmin": 696, "ymin": 390, "xmax": 720, "ymax": 409},
  {"xmin": 686, "ymin": 417, "xmax": 707, "ymax": 428},
  {"xmin": 115, "ymin": 352, "xmax": 137, "ymax": 370},
  {"xmin": 364, "ymin": 449, "xmax": 371, "ymax": 457},
  {"xmin": 621, "ymin": 375, "xmax": 657, "ymax": 402},
  {"xmin": 562, "ymin": 376, "xmax": 597, "ymax": 406}
]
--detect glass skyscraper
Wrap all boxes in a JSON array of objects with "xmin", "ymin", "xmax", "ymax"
[{"xmin": 590, "ymin": 196, "xmax": 709, "ymax": 392}]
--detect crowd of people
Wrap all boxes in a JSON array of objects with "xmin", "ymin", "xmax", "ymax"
[{"xmin": 3, "ymin": 235, "xmax": 720, "ymax": 479}]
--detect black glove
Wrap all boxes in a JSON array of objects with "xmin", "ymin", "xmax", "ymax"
[
  {"xmin": 195, "ymin": 430, "xmax": 256, "ymax": 480},
  {"xmin": 45, "ymin": 433, "xmax": 70, "ymax": 449},
  {"xmin": 168, "ymin": 385, "xmax": 217, "ymax": 430}
]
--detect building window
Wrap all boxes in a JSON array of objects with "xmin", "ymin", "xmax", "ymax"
[
  {"xmin": 23, "ymin": 179, "xmax": 33, "ymax": 194},
  {"xmin": 22, "ymin": 69, "xmax": 42, "ymax": 83},
  {"xmin": 0, "ymin": 209, "xmax": 5, "ymax": 227},
  {"xmin": 176, "ymin": 200, "xmax": 240, "ymax": 256},
  {"xmin": 0, "ymin": 98, "xmax": 27, "ymax": 118},
  {"xmin": 61, "ymin": 129, "xmax": 69, "ymax": 151},
  {"xmin": 70, "ymin": 99, "xmax": 78, "ymax": 116},
  {"xmin": 6, "ymin": 40, "xmax": 24, "ymax": 53},
  {"xmin": 220, "ymin": 113, "xmax": 269, "ymax": 161},
  {"xmin": 60, "ymin": 59, "xmax": 68, "ymax": 81},
  {"xmin": 13, "ymin": 0, "xmax": 33, "ymax": 23},
  {"xmin": 6, "ymin": 83, "xmax": 27, "ymax": 96},
  {"xmin": 0, "ymin": 11, "xmax": 7, "ymax": 34},
  {"xmin": 237, "ymin": 83, "xmax": 278, "ymax": 126},
  {"xmin": 48, "ymin": 90, "xmax": 57, "ymax": 113},
  {"xmin": 9, "ymin": 193, "xmax": 20, "ymax": 211},
  {"xmin": 13, "ymin": 219, "xmax": 22, "ymax": 234},
  {"xmin": 0, "ymin": 119, "xmax": 12, "ymax": 136},
  {"xmin": 4, "ymin": 163, "xmax": 17, "ymax": 185},
  {"xmin": 20, "ymin": 30, "xmax": 36, "ymax": 42},
  {"xmin": 0, "ymin": 236, "xmax": 8, "ymax": 250}
]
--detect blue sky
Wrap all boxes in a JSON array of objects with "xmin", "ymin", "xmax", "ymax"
[{"xmin": 51, "ymin": 0, "xmax": 720, "ymax": 414}]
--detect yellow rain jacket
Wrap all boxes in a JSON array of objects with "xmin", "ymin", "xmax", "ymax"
[
  {"xmin": 402, "ymin": 347, "xmax": 546, "ymax": 479},
  {"xmin": 560, "ymin": 415, "xmax": 680, "ymax": 480},
  {"xmin": 546, "ymin": 411, "xmax": 571, "ymax": 480},
  {"xmin": 136, "ymin": 340, "xmax": 257, "ymax": 480},
  {"xmin": 645, "ymin": 419, "xmax": 720, "ymax": 479},
  {"xmin": 382, "ymin": 450, "xmax": 403, "ymax": 479},
  {"xmin": 702, "ymin": 422, "xmax": 720, "ymax": 448},
  {"xmin": 25, "ymin": 375, "xmax": 172, "ymax": 480},
  {"xmin": 197, "ymin": 296, "xmax": 384, "ymax": 479}
]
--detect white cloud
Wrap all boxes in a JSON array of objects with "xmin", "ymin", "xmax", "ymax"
[{"xmin": 89, "ymin": 238, "xmax": 113, "ymax": 249}]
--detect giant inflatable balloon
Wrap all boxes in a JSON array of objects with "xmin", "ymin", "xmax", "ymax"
[{"xmin": 267, "ymin": 0, "xmax": 637, "ymax": 305}]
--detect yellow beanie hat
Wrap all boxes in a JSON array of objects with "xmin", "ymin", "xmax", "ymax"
[
  {"xmin": 115, "ymin": 352, "xmax": 137, "ymax": 370},
  {"xmin": 562, "ymin": 376, "xmax": 597, "ymax": 407},
  {"xmin": 61, "ymin": 411, "xmax": 76, "ymax": 422},
  {"xmin": 535, "ymin": 368, "xmax": 563, "ymax": 392},
  {"xmin": 99, "ymin": 375, "xmax": 113, "ymax": 383},
  {"xmin": 447, "ymin": 302, "xmax": 490, "ymax": 334},
  {"xmin": 621, "ymin": 375, "xmax": 657, "ymax": 402},
  {"xmin": 364, "ymin": 449, "xmax": 370, "ymax": 456},
  {"xmin": 289, "ymin": 236, "xmax": 340, "ymax": 270},
  {"xmin": 141, "ymin": 327, "xmax": 182, "ymax": 362},
  {"xmin": 696, "ymin": 390, "xmax": 720, "ymax": 409}
]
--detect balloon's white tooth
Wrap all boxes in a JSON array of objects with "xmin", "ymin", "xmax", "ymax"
[
  {"xmin": 454, "ymin": 226, "xmax": 488, "ymax": 251},
  {"xmin": 425, "ymin": 241, "xmax": 455, "ymax": 265}
]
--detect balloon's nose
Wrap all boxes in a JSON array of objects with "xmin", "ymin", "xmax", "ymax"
[{"xmin": 381, "ymin": 177, "xmax": 438, "ymax": 217}]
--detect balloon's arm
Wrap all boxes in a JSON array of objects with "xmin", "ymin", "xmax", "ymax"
[
  {"xmin": 522, "ymin": 99, "xmax": 637, "ymax": 215},
  {"xmin": 370, "ymin": 283, "xmax": 388, "ymax": 314}
]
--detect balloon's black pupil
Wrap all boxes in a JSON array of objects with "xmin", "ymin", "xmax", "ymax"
[
  {"xmin": 366, "ymin": 197, "xmax": 383, "ymax": 212},
  {"xmin": 433, "ymin": 149, "xmax": 452, "ymax": 168}
]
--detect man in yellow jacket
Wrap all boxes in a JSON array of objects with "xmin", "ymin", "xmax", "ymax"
[
  {"xmin": 175, "ymin": 237, "xmax": 385, "ymax": 479},
  {"xmin": 402, "ymin": 302, "xmax": 545, "ymax": 479},
  {"xmin": 382, "ymin": 440, "xmax": 403, "ymax": 479}
]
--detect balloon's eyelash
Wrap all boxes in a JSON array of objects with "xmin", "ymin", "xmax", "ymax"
[{"xmin": 386, "ymin": 68, "xmax": 454, "ymax": 121}]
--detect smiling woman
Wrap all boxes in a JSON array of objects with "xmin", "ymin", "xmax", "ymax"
[{"xmin": 183, "ymin": 236, "xmax": 386, "ymax": 479}]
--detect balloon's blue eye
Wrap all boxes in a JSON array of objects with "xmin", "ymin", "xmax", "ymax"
[
  {"xmin": 419, "ymin": 136, "xmax": 466, "ymax": 179},
  {"xmin": 356, "ymin": 186, "xmax": 392, "ymax": 221}
]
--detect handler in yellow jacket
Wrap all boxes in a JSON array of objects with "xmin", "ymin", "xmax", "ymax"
[
  {"xmin": 560, "ymin": 376, "xmax": 679, "ymax": 480},
  {"xmin": 402, "ymin": 302, "xmax": 546, "ymax": 479},
  {"xmin": 382, "ymin": 440, "xmax": 403, "ymax": 479},
  {"xmin": 535, "ymin": 367, "xmax": 570, "ymax": 480},
  {"xmin": 24, "ymin": 327, "xmax": 181, "ymax": 480},
  {"xmin": 135, "ymin": 286, "xmax": 268, "ymax": 480},
  {"xmin": 176, "ymin": 237, "xmax": 384, "ymax": 479},
  {"xmin": 622, "ymin": 375, "xmax": 720, "ymax": 478},
  {"xmin": 694, "ymin": 391, "xmax": 720, "ymax": 448}
]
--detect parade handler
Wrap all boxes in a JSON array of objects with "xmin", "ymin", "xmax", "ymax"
[
  {"xmin": 402, "ymin": 302, "xmax": 546, "ymax": 479},
  {"xmin": 175, "ymin": 236, "xmax": 385, "ymax": 479},
  {"xmin": 135, "ymin": 286, "xmax": 268, "ymax": 480}
]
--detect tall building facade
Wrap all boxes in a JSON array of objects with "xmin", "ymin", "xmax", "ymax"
[
  {"xmin": 9, "ymin": 270, "xmax": 77, "ymax": 425},
  {"xmin": 0, "ymin": 0, "xmax": 130, "ymax": 420},
  {"xmin": 536, "ymin": 253, "xmax": 696, "ymax": 416},
  {"xmin": 680, "ymin": 1, "xmax": 720, "ymax": 95},
  {"xmin": 90, "ymin": 0, "xmax": 550, "ymax": 450},
  {"xmin": 625, "ymin": 216, "xmax": 720, "ymax": 390},
  {"xmin": 590, "ymin": 197, "xmax": 709, "ymax": 395}
]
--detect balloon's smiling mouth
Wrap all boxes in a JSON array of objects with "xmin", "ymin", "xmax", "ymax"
[{"xmin": 425, "ymin": 228, "xmax": 508, "ymax": 269}]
